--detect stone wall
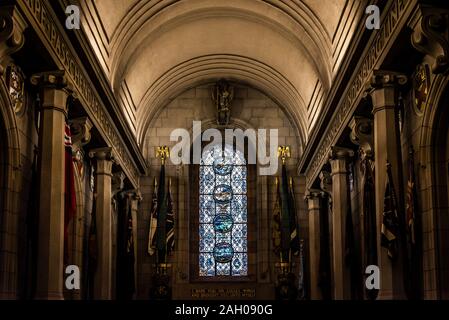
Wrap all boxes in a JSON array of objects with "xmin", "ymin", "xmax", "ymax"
[{"xmin": 137, "ymin": 84, "xmax": 306, "ymax": 299}]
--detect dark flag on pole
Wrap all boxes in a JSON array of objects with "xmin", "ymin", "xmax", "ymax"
[
  {"xmin": 297, "ymin": 239, "xmax": 305, "ymax": 300},
  {"xmin": 166, "ymin": 178, "xmax": 175, "ymax": 255},
  {"xmin": 64, "ymin": 122, "xmax": 77, "ymax": 264},
  {"xmin": 125, "ymin": 196, "xmax": 136, "ymax": 298},
  {"xmin": 405, "ymin": 146, "xmax": 422, "ymax": 299},
  {"xmin": 272, "ymin": 177, "xmax": 282, "ymax": 257},
  {"xmin": 288, "ymin": 177, "xmax": 300, "ymax": 256},
  {"xmin": 381, "ymin": 161, "xmax": 400, "ymax": 260},
  {"xmin": 279, "ymin": 163, "xmax": 292, "ymax": 262},
  {"xmin": 148, "ymin": 178, "xmax": 158, "ymax": 256},
  {"xmin": 87, "ymin": 166, "xmax": 98, "ymax": 300},
  {"xmin": 156, "ymin": 163, "xmax": 168, "ymax": 263}
]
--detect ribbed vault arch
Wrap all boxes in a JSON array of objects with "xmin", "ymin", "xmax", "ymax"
[{"xmin": 136, "ymin": 54, "xmax": 307, "ymax": 151}]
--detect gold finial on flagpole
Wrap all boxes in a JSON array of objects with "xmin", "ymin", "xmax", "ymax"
[
  {"xmin": 156, "ymin": 146, "xmax": 170, "ymax": 165},
  {"xmin": 277, "ymin": 146, "xmax": 291, "ymax": 164}
]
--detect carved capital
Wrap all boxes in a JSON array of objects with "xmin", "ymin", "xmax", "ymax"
[
  {"xmin": 0, "ymin": 5, "xmax": 27, "ymax": 70},
  {"xmin": 319, "ymin": 171, "xmax": 332, "ymax": 197},
  {"xmin": 124, "ymin": 189, "xmax": 143, "ymax": 202},
  {"xmin": 89, "ymin": 147, "xmax": 114, "ymax": 161},
  {"xmin": 411, "ymin": 5, "xmax": 449, "ymax": 74},
  {"xmin": 30, "ymin": 70, "xmax": 68, "ymax": 90},
  {"xmin": 69, "ymin": 117, "xmax": 93, "ymax": 153},
  {"xmin": 329, "ymin": 146, "xmax": 354, "ymax": 161},
  {"xmin": 349, "ymin": 116, "xmax": 374, "ymax": 160},
  {"xmin": 305, "ymin": 189, "xmax": 324, "ymax": 210},
  {"xmin": 366, "ymin": 70, "xmax": 407, "ymax": 114},
  {"xmin": 366, "ymin": 70, "xmax": 408, "ymax": 91}
]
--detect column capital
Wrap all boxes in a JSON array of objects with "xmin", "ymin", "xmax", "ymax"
[
  {"xmin": 123, "ymin": 189, "xmax": 143, "ymax": 201},
  {"xmin": 329, "ymin": 146, "xmax": 353, "ymax": 177},
  {"xmin": 349, "ymin": 116, "xmax": 374, "ymax": 160},
  {"xmin": 0, "ymin": 5, "xmax": 27, "ymax": 69},
  {"xmin": 329, "ymin": 146, "xmax": 354, "ymax": 161},
  {"xmin": 305, "ymin": 189, "xmax": 324, "ymax": 201},
  {"xmin": 89, "ymin": 147, "xmax": 115, "ymax": 161},
  {"xmin": 410, "ymin": 5, "xmax": 449, "ymax": 74},
  {"xmin": 30, "ymin": 70, "xmax": 69, "ymax": 90},
  {"xmin": 367, "ymin": 70, "xmax": 408, "ymax": 91},
  {"xmin": 365, "ymin": 70, "xmax": 407, "ymax": 114}
]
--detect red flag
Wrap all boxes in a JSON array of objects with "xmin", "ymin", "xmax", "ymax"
[{"xmin": 64, "ymin": 123, "xmax": 77, "ymax": 263}]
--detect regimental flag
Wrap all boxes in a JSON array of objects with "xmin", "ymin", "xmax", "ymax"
[
  {"xmin": 148, "ymin": 178, "xmax": 158, "ymax": 255},
  {"xmin": 406, "ymin": 147, "xmax": 417, "ymax": 246},
  {"xmin": 156, "ymin": 163, "xmax": 168, "ymax": 263},
  {"xmin": 362, "ymin": 158, "xmax": 378, "ymax": 300},
  {"xmin": 87, "ymin": 174, "xmax": 98, "ymax": 300},
  {"xmin": 272, "ymin": 177, "xmax": 282, "ymax": 257},
  {"xmin": 64, "ymin": 122, "xmax": 77, "ymax": 264},
  {"xmin": 126, "ymin": 196, "xmax": 136, "ymax": 298},
  {"xmin": 279, "ymin": 164, "xmax": 292, "ymax": 261},
  {"xmin": 344, "ymin": 168, "xmax": 362, "ymax": 299},
  {"xmin": 297, "ymin": 239, "xmax": 305, "ymax": 300},
  {"xmin": 381, "ymin": 162, "xmax": 400, "ymax": 260},
  {"xmin": 406, "ymin": 146, "xmax": 421, "ymax": 299},
  {"xmin": 288, "ymin": 177, "xmax": 300, "ymax": 256},
  {"xmin": 166, "ymin": 178, "xmax": 175, "ymax": 255}
]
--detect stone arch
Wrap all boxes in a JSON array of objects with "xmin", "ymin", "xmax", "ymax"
[
  {"xmin": 0, "ymin": 75, "xmax": 21, "ymax": 298},
  {"xmin": 418, "ymin": 74, "xmax": 449, "ymax": 298}
]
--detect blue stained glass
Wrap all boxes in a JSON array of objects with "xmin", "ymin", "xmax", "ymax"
[
  {"xmin": 199, "ymin": 223, "xmax": 215, "ymax": 253},
  {"xmin": 213, "ymin": 243, "xmax": 234, "ymax": 263},
  {"xmin": 231, "ymin": 166, "xmax": 247, "ymax": 193},
  {"xmin": 216, "ymin": 174, "xmax": 231, "ymax": 186},
  {"xmin": 216, "ymin": 203, "xmax": 230, "ymax": 215},
  {"xmin": 199, "ymin": 253, "xmax": 215, "ymax": 276},
  {"xmin": 213, "ymin": 214, "xmax": 234, "ymax": 233},
  {"xmin": 200, "ymin": 195, "xmax": 214, "ymax": 223},
  {"xmin": 231, "ymin": 253, "xmax": 248, "ymax": 276},
  {"xmin": 213, "ymin": 184, "xmax": 233, "ymax": 203},
  {"xmin": 199, "ymin": 144, "xmax": 247, "ymax": 277},
  {"xmin": 216, "ymin": 262, "xmax": 231, "ymax": 276},
  {"xmin": 231, "ymin": 195, "xmax": 247, "ymax": 222},
  {"xmin": 213, "ymin": 157, "xmax": 233, "ymax": 175}
]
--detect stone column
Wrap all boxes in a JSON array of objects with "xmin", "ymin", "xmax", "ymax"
[
  {"xmin": 367, "ymin": 70, "xmax": 407, "ymax": 299},
  {"xmin": 306, "ymin": 190, "xmax": 324, "ymax": 300},
  {"xmin": 329, "ymin": 146, "xmax": 354, "ymax": 300},
  {"xmin": 30, "ymin": 71, "xmax": 69, "ymax": 300},
  {"xmin": 89, "ymin": 147, "xmax": 114, "ymax": 300}
]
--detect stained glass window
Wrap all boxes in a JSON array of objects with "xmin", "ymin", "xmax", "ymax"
[{"xmin": 199, "ymin": 144, "xmax": 248, "ymax": 276}]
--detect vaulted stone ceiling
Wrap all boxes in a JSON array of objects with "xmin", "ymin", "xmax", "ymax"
[{"xmin": 80, "ymin": 0, "xmax": 366, "ymax": 149}]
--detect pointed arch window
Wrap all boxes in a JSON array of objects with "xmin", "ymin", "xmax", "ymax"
[{"xmin": 198, "ymin": 144, "xmax": 248, "ymax": 276}]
